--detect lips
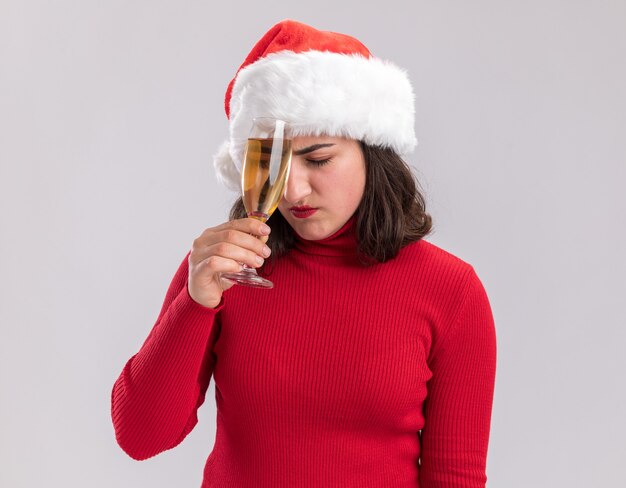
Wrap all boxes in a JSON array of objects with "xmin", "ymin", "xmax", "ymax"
[{"xmin": 289, "ymin": 206, "xmax": 318, "ymax": 219}]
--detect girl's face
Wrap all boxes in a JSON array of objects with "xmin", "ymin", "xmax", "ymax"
[{"xmin": 277, "ymin": 135, "xmax": 366, "ymax": 241}]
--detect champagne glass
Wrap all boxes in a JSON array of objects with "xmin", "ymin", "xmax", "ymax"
[{"xmin": 221, "ymin": 117, "xmax": 292, "ymax": 288}]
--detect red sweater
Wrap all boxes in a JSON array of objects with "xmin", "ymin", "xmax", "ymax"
[{"xmin": 111, "ymin": 217, "xmax": 497, "ymax": 487}]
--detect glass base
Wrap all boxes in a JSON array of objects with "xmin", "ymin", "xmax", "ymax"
[{"xmin": 221, "ymin": 267, "xmax": 274, "ymax": 289}]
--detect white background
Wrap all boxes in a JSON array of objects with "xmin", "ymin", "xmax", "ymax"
[{"xmin": 1, "ymin": 1, "xmax": 624, "ymax": 486}]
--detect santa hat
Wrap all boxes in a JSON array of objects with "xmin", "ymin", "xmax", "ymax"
[{"xmin": 213, "ymin": 19, "xmax": 417, "ymax": 190}]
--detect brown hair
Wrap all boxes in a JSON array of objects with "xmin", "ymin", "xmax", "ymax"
[{"xmin": 229, "ymin": 142, "xmax": 433, "ymax": 266}]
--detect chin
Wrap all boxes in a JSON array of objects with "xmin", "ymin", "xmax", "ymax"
[
  {"xmin": 290, "ymin": 225, "xmax": 321, "ymax": 241},
  {"xmin": 291, "ymin": 221, "xmax": 339, "ymax": 241},
  {"xmin": 278, "ymin": 208, "xmax": 344, "ymax": 241}
]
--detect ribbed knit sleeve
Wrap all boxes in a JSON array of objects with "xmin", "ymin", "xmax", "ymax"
[
  {"xmin": 111, "ymin": 251, "xmax": 222, "ymax": 460},
  {"xmin": 419, "ymin": 267, "xmax": 497, "ymax": 488}
]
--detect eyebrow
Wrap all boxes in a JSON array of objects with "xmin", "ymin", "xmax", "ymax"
[{"xmin": 293, "ymin": 143, "xmax": 335, "ymax": 156}]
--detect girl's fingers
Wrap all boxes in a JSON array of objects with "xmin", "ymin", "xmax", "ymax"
[
  {"xmin": 186, "ymin": 219, "xmax": 272, "ymax": 308},
  {"xmin": 204, "ymin": 242, "xmax": 265, "ymax": 269},
  {"xmin": 191, "ymin": 230, "xmax": 270, "ymax": 266},
  {"xmin": 206, "ymin": 218, "xmax": 270, "ymax": 238},
  {"xmin": 196, "ymin": 254, "xmax": 243, "ymax": 275}
]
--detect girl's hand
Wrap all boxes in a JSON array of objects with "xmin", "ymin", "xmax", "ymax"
[{"xmin": 187, "ymin": 218, "xmax": 271, "ymax": 308}]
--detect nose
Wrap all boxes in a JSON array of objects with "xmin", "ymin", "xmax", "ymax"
[{"xmin": 283, "ymin": 158, "xmax": 311, "ymax": 204}]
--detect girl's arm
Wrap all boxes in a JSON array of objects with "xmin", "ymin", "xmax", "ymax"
[
  {"xmin": 111, "ymin": 251, "xmax": 221, "ymax": 460},
  {"xmin": 420, "ymin": 268, "xmax": 497, "ymax": 487}
]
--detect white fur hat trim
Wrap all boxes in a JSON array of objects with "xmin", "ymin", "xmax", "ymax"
[{"xmin": 213, "ymin": 50, "xmax": 417, "ymax": 189}]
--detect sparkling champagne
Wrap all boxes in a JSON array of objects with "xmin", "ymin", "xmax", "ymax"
[
  {"xmin": 242, "ymin": 137, "xmax": 292, "ymax": 221},
  {"xmin": 221, "ymin": 118, "xmax": 292, "ymax": 289}
]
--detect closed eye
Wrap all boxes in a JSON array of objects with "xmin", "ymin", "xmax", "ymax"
[{"xmin": 306, "ymin": 158, "xmax": 331, "ymax": 166}]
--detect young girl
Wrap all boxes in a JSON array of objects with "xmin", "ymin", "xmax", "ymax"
[{"xmin": 111, "ymin": 19, "xmax": 497, "ymax": 487}]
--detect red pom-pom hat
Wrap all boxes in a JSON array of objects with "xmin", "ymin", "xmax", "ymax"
[{"xmin": 213, "ymin": 19, "xmax": 417, "ymax": 190}]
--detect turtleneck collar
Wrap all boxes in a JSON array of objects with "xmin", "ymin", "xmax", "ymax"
[{"xmin": 293, "ymin": 215, "xmax": 359, "ymax": 257}]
